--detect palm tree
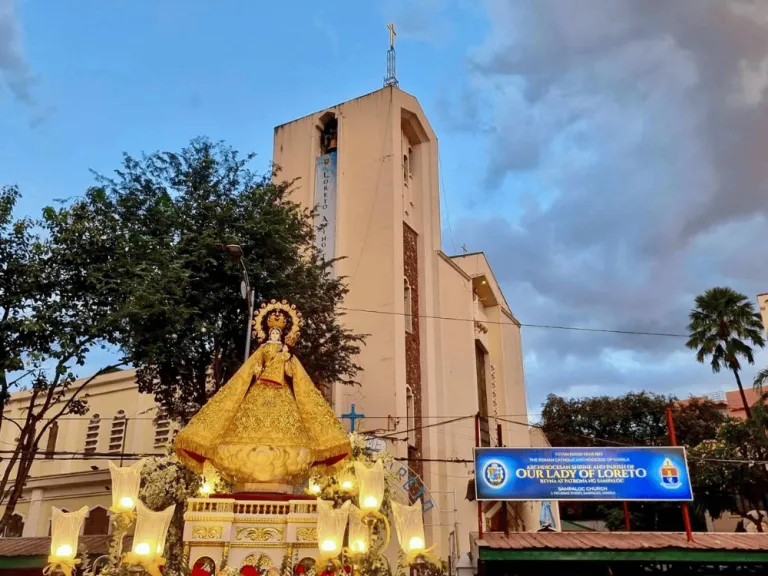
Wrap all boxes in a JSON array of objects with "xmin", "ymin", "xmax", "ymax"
[
  {"xmin": 687, "ymin": 287, "xmax": 766, "ymax": 419},
  {"xmin": 755, "ymin": 368, "xmax": 768, "ymax": 391}
]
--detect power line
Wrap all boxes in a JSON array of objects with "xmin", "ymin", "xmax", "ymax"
[{"xmin": 339, "ymin": 306, "xmax": 688, "ymax": 338}]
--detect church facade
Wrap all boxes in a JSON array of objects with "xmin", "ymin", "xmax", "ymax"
[{"xmin": 273, "ymin": 86, "xmax": 545, "ymax": 559}]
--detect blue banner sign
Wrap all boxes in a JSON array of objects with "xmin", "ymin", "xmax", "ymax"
[{"xmin": 475, "ymin": 447, "xmax": 693, "ymax": 502}]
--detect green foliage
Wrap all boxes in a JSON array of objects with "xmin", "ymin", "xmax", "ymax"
[
  {"xmin": 540, "ymin": 392, "xmax": 725, "ymax": 449},
  {"xmin": 686, "ymin": 286, "xmax": 765, "ymax": 416},
  {"xmin": 754, "ymin": 367, "xmax": 768, "ymax": 390},
  {"xmin": 58, "ymin": 137, "xmax": 364, "ymax": 420},
  {"xmin": 689, "ymin": 406, "xmax": 768, "ymax": 529},
  {"xmin": 0, "ymin": 184, "xmax": 129, "ymax": 530}
]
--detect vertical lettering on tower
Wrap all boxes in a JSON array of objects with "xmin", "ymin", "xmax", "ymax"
[{"xmin": 314, "ymin": 151, "xmax": 338, "ymax": 274}]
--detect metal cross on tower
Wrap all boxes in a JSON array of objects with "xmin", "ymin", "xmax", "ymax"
[
  {"xmin": 384, "ymin": 23, "xmax": 399, "ymax": 88},
  {"xmin": 341, "ymin": 403, "xmax": 366, "ymax": 432}
]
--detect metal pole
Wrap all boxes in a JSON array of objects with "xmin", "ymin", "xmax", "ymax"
[
  {"xmin": 666, "ymin": 407, "xmax": 694, "ymax": 542},
  {"xmin": 623, "ymin": 501, "xmax": 631, "ymax": 532},
  {"xmin": 475, "ymin": 413, "xmax": 483, "ymax": 539},
  {"xmin": 239, "ymin": 258, "xmax": 253, "ymax": 363},
  {"xmin": 244, "ymin": 288, "xmax": 254, "ymax": 362},
  {"xmin": 497, "ymin": 423, "xmax": 509, "ymax": 535}
]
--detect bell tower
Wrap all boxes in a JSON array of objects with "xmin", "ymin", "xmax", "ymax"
[{"xmin": 272, "ymin": 87, "xmax": 440, "ymax": 472}]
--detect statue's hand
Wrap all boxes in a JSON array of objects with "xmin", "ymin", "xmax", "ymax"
[{"xmin": 281, "ymin": 345, "xmax": 289, "ymax": 354}]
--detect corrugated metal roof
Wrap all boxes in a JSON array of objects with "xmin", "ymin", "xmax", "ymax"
[
  {"xmin": 0, "ymin": 535, "xmax": 132, "ymax": 557},
  {"xmin": 480, "ymin": 531, "xmax": 768, "ymax": 552}
]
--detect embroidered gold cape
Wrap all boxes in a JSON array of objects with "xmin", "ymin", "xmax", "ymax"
[{"xmin": 174, "ymin": 342, "xmax": 350, "ymax": 484}]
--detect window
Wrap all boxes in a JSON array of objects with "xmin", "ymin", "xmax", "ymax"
[
  {"xmin": 154, "ymin": 411, "xmax": 172, "ymax": 448},
  {"xmin": 45, "ymin": 422, "xmax": 59, "ymax": 459},
  {"xmin": 319, "ymin": 113, "xmax": 338, "ymax": 155},
  {"xmin": 406, "ymin": 386, "xmax": 416, "ymax": 447},
  {"xmin": 83, "ymin": 507, "xmax": 110, "ymax": 536},
  {"xmin": 4, "ymin": 514, "xmax": 23, "ymax": 537},
  {"xmin": 403, "ymin": 154, "xmax": 410, "ymax": 186},
  {"xmin": 404, "ymin": 277, "xmax": 413, "ymax": 333},
  {"xmin": 108, "ymin": 410, "xmax": 126, "ymax": 453},
  {"xmin": 84, "ymin": 414, "xmax": 101, "ymax": 456}
]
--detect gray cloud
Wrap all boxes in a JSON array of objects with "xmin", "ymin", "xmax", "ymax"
[
  {"xmin": 0, "ymin": 0, "xmax": 35, "ymax": 105},
  {"xmin": 447, "ymin": 0, "xmax": 768, "ymax": 409}
]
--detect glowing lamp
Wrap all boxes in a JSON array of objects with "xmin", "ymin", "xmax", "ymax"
[
  {"xmin": 50, "ymin": 506, "xmax": 88, "ymax": 561},
  {"xmin": 55, "ymin": 545, "xmax": 73, "ymax": 558},
  {"xmin": 316, "ymin": 499, "xmax": 350, "ymax": 560},
  {"xmin": 320, "ymin": 539, "xmax": 337, "ymax": 552},
  {"xmin": 200, "ymin": 482, "xmax": 212, "ymax": 496},
  {"xmin": 392, "ymin": 500, "xmax": 427, "ymax": 554},
  {"xmin": 337, "ymin": 467, "xmax": 356, "ymax": 492},
  {"xmin": 109, "ymin": 460, "xmax": 144, "ymax": 513},
  {"xmin": 308, "ymin": 480, "xmax": 321, "ymax": 494},
  {"xmin": 131, "ymin": 501, "xmax": 175, "ymax": 561},
  {"xmin": 354, "ymin": 461, "xmax": 384, "ymax": 513},
  {"xmin": 347, "ymin": 505, "xmax": 369, "ymax": 556}
]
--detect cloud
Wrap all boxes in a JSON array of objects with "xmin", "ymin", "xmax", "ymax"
[
  {"xmin": 379, "ymin": 0, "xmax": 457, "ymax": 46},
  {"xmin": 0, "ymin": 0, "xmax": 35, "ymax": 105},
  {"xmin": 447, "ymin": 0, "xmax": 768, "ymax": 410},
  {"xmin": 313, "ymin": 13, "xmax": 339, "ymax": 55}
]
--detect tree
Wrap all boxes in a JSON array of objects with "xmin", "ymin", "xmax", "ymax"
[
  {"xmin": 540, "ymin": 392, "xmax": 724, "ymax": 449},
  {"xmin": 0, "ymin": 185, "xmax": 129, "ymax": 532},
  {"xmin": 64, "ymin": 137, "xmax": 364, "ymax": 421},
  {"xmin": 686, "ymin": 287, "xmax": 765, "ymax": 418},
  {"xmin": 689, "ymin": 407, "xmax": 768, "ymax": 531},
  {"xmin": 540, "ymin": 392, "xmax": 726, "ymax": 531},
  {"xmin": 754, "ymin": 367, "xmax": 768, "ymax": 391}
]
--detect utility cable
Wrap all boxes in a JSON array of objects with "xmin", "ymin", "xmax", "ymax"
[{"xmin": 339, "ymin": 306, "xmax": 688, "ymax": 338}]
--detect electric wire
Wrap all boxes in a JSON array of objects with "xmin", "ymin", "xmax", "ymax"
[{"xmin": 338, "ymin": 306, "xmax": 689, "ymax": 338}]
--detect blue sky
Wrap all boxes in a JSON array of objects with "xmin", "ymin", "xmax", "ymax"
[{"xmin": 3, "ymin": 0, "xmax": 768, "ymax": 414}]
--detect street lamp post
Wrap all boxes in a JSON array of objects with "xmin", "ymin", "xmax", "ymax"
[{"xmin": 223, "ymin": 244, "xmax": 255, "ymax": 362}]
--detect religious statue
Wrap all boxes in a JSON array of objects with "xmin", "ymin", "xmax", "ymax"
[{"xmin": 175, "ymin": 300, "xmax": 350, "ymax": 490}]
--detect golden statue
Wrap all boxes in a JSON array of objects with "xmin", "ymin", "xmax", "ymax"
[{"xmin": 175, "ymin": 300, "xmax": 350, "ymax": 490}]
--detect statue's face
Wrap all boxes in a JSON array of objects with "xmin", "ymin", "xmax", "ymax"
[{"xmin": 269, "ymin": 328, "xmax": 282, "ymax": 342}]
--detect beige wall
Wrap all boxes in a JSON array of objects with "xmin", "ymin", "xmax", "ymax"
[
  {"xmin": 758, "ymin": 293, "xmax": 768, "ymax": 337},
  {"xmin": 0, "ymin": 370, "xmax": 167, "ymax": 537}
]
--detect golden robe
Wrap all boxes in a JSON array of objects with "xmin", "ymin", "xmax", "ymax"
[{"xmin": 174, "ymin": 342, "xmax": 350, "ymax": 484}]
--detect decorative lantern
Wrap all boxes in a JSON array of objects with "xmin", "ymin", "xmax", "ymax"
[
  {"xmin": 200, "ymin": 460, "xmax": 220, "ymax": 497},
  {"xmin": 307, "ymin": 477, "xmax": 322, "ymax": 495},
  {"xmin": 337, "ymin": 466, "xmax": 356, "ymax": 493},
  {"xmin": 109, "ymin": 460, "xmax": 144, "ymax": 517},
  {"xmin": 392, "ymin": 500, "xmax": 425, "ymax": 554},
  {"xmin": 47, "ymin": 506, "xmax": 88, "ymax": 576},
  {"xmin": 316, "ymin": 499, "xmax": 351, "ymax": 561},
  {"xmin": 347, "ymin": 505, "xmax": 369, "ymax": 555},
  {"xmin": 354, "ymin": 460, "xmax": 384, "ymax": 513},
  {"xmin": 124, "ymin": 501, "xmax": 176, "ymax": 575},
  {"xmin": 393, "ymin": 500, "xmax": 438, "ymax": 567}
]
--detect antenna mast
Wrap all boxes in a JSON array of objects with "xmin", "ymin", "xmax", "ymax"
[{"xmin": 384, "ymin": 23, "xmax": 399, "ymax": 88}]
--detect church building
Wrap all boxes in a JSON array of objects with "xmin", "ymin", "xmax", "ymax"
[{"xmin": 272, "ymin": 86, "xmax": 548, "ymax": 560}]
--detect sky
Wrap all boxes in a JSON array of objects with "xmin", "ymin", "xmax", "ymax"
[{"xmin": 1, "ymin": 0, "xmax": 767, "ymax": 415}]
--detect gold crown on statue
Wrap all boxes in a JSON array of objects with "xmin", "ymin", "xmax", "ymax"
[
  {"xmin": 267, "ymin": 311, "xmax": 287, "ymax": 331},
  {"xmin": 253, "ymin": 300, "xmax": 303, "ymax": 346}
]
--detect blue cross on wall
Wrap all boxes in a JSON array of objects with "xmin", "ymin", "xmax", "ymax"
[{"xmin": 341, "ymin": 404, "xmax": 366, "ymax": 432}]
